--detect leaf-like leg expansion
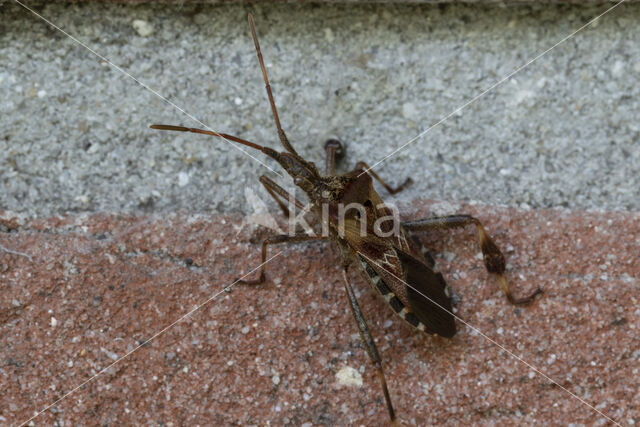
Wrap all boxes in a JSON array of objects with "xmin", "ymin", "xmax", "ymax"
[
  {"xmin": 354, "ymin": 161, "xmax": 413, "ymax": 194},
  {"xmin": 237, "ymin": 234, "xmax": 326, "ymax": 285},
  {"xmin": 259, "ymin": 175, "xmax": 305, "ymax": 218},
  {"xmin": 342, "ymin": 267, "xmax": 397, "ymax": 425},
  {"xmin": 403, "ymin": 215, "xmax": 542, "ymax": 305}
]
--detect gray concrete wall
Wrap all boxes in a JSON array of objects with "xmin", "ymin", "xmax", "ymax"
[{"xmin": 1, "ymin": 2, "xmax": 638, "ymax": 217}]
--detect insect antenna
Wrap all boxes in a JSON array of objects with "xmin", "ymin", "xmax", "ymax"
[
  {"xmin": 248, "ymin": 13, "xmax": 300, "ymax": 158},
  {"xmin": 149, "ymin": 124, "xmax": 276, "ymax": 156}
]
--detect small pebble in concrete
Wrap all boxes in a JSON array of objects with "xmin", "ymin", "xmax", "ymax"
[
  {"xmin": 132, "ymin": 19, "xmax": 154, "ymax": 37},
  {"xmin": 336, "ymin": 366, "xmax": 363, "ymax": 387}
]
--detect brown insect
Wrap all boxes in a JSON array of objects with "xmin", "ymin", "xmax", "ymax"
[{"xmin": 151, "ymin": 13, "xmax": 542, "ymax": 425}]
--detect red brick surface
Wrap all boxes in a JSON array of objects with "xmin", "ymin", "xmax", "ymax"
[{"xmin": 1, "ymin": 202, "xmax": 638, "ymax": 425}]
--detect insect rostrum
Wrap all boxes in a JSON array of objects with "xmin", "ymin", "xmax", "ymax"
[{"xmin": 151, "ymin": 13, "xmax": 542, "ymax": 425}]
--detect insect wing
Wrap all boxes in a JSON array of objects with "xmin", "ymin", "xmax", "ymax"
[
  {"xmin": 344, "ymin": 218, "xmax": 456, "ymax": 337},
  {"xmin": 396, "ymin": 249, "xmax": 456, "ymax": 338}
]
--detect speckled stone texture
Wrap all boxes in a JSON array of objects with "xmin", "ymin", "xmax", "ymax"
[
  {"xmin": 1, "ymin": 202, "xmax": 638, "ymax": 425},
  {"xmin": 2, "ymin": 2, "xmax": 640, "ymax": 217}
]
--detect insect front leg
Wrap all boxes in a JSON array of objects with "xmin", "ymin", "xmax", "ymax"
[
  {"xmin": 341, "ymin": 266, "xmax": 397, "ymax": 425},
  {"xmin": 354, "ymin": 161, "xmax": 412, "ymax": 194},
  {"xmin": 403, "ymin": 215, "xmax": 542, "ymax": 305},
  {"xmin": 259, "ymin": 175, "xmax": 305, "ymax": 218},
  {"xmin": 324, "ymin": 139, "xmax": 345, "ymax": 175},
  {"xmin": 237, "ymin": 234, "xmax": 326, "ymax": 285}
]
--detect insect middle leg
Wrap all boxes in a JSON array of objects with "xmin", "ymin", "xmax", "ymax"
[
  {"xmin": 237, "ymin": 234, "xmax": 326, "ymax": 285},
  {"xmin": 342, "ymin": 266, "xmax": 397, "ymax": 425},
  {"xmin": 402, "ymin": 215, "xmax": 542, "ymax": 305},
  {"xmin": 354, "ymin": 161, "xmax": 413, "ymax": 194}
]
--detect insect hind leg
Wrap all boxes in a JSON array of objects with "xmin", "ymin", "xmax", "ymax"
[{"xmin": 403, "ymin": 215, "xmax": 542, "ymax": 305}]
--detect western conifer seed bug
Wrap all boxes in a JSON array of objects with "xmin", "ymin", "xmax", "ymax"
[{"xmin": 151, "ymin": 13, "xmax": 542, "ymax": 425}]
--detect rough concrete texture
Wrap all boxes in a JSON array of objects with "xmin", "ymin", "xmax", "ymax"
[
  {"xmin": 1, "ymin": 203, "xmax": 639, "ymax": 425},
  {"xmin": 1, "ymin": 2, "xmax": 640, "ymax": 217}
]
